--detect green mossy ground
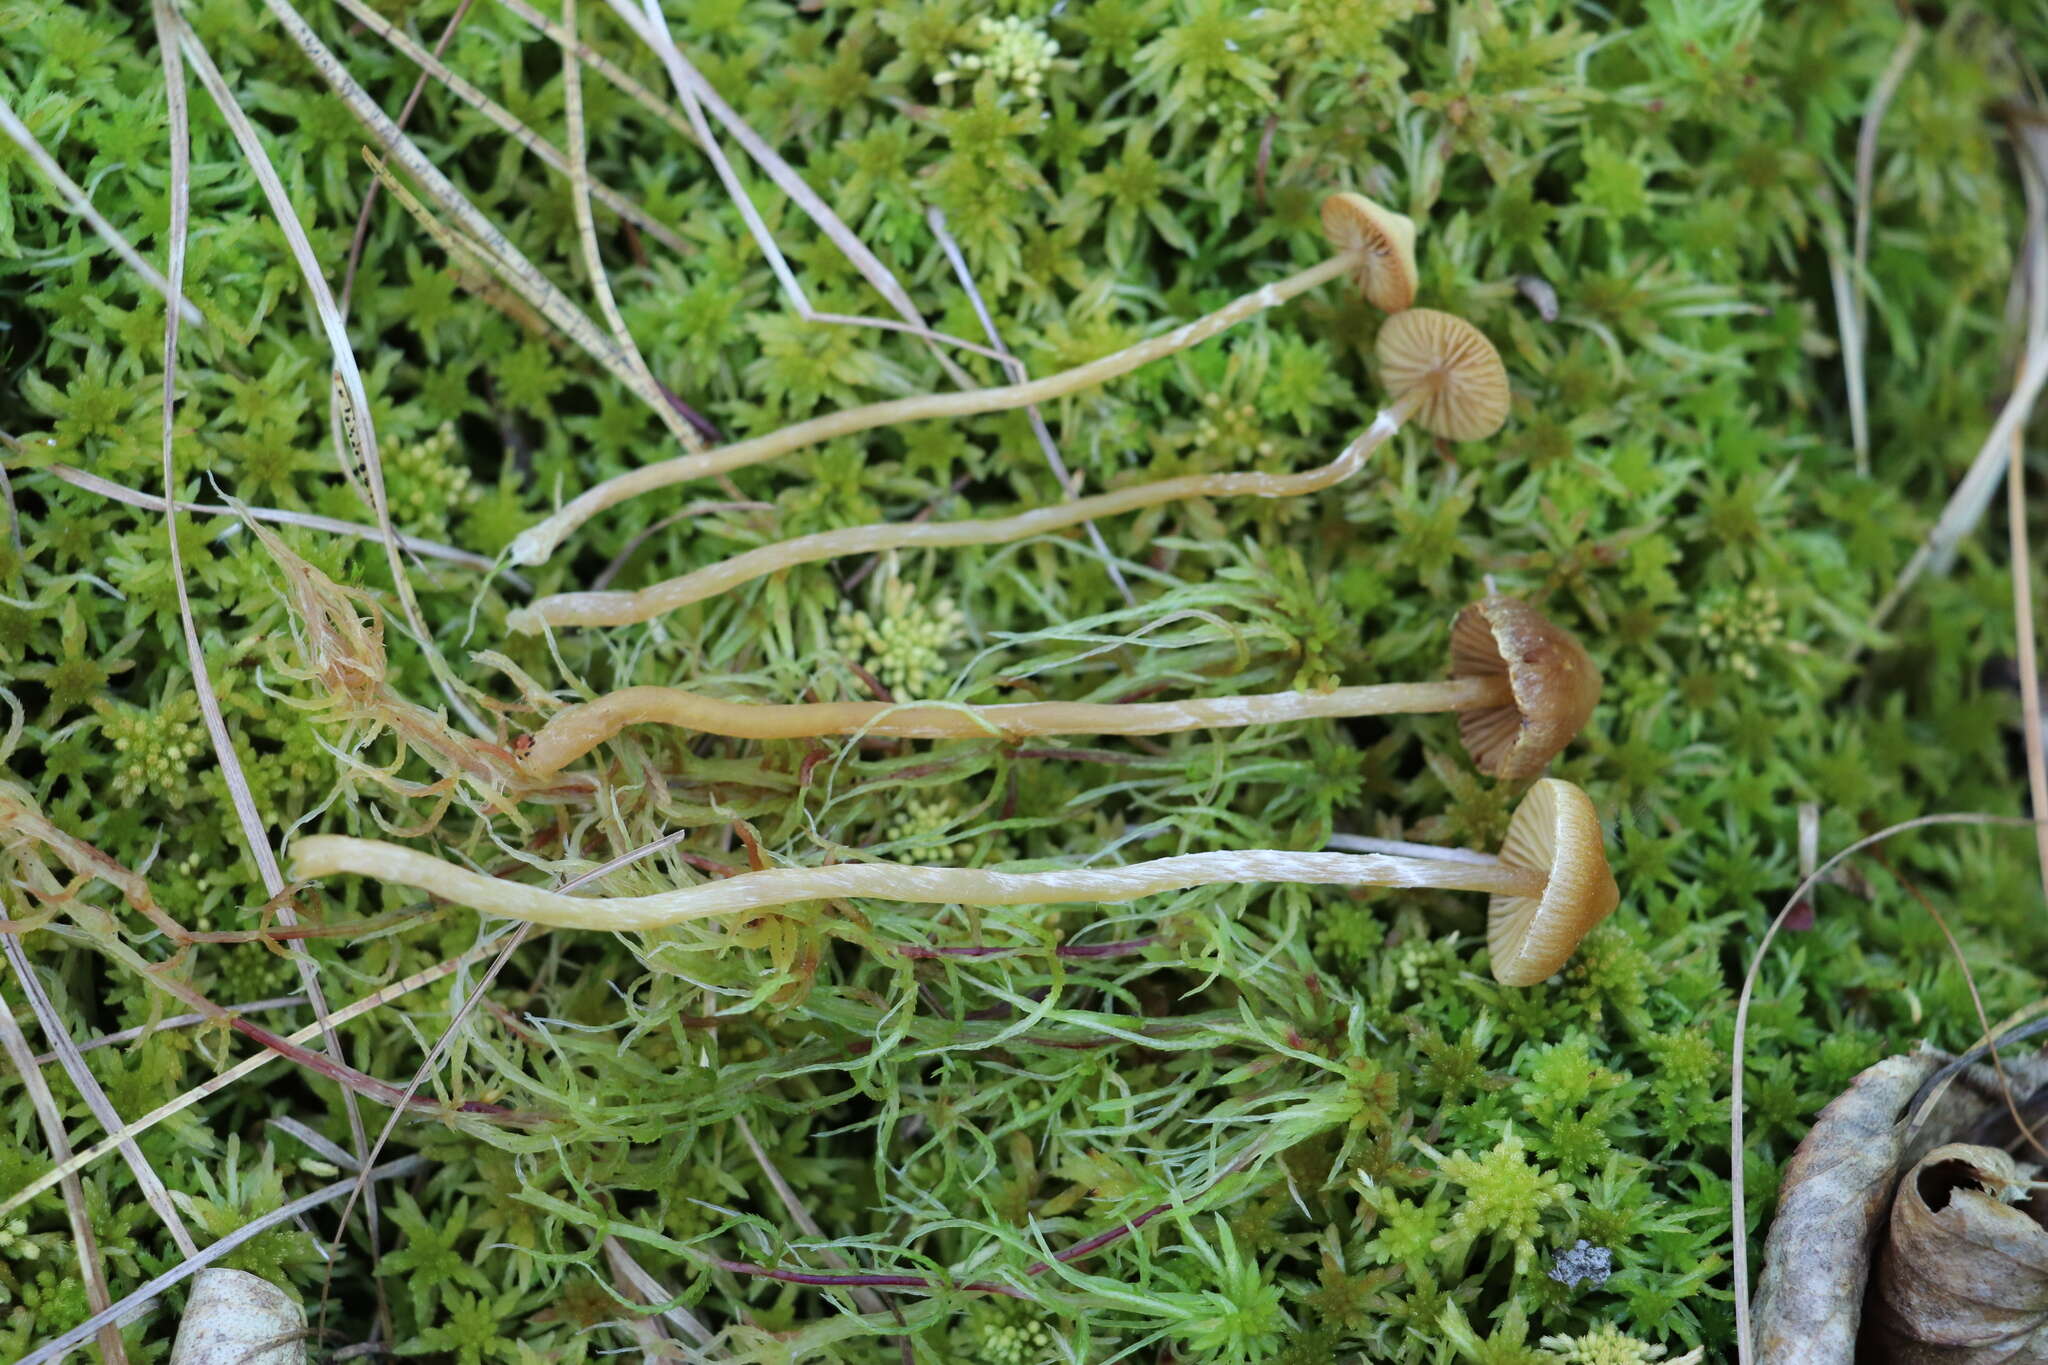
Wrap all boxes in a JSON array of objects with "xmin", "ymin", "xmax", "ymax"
[{"xmin": 3, "ymin": 1, "xmax": 2047, "ymax": 1361}]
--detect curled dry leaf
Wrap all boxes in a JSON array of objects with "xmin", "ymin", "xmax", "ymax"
[
  {"xmin": 169, "ymin": 1268, "xmax": 306, "ymax": 1365},
  {"xmin": 1756, "ymin": 1051, "xmax": 1948, "ymax": 1362},
  {"xmin": 1755, "ymin": 1044, "xmax": 2048, "ymax": 1364},
  {"xmin": 1867, "ymin": 1143, "xmax": 2048, "ymax": 1362}
]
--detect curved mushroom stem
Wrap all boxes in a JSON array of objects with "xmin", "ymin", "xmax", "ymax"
[
  {"xmin": 507, "ymin": 249, "xmax": 1368, "ymax": 566},
  {"xmin": 520, "ymin": 672, "xmax": 1513, "ymax": 777},
  {"xmin": 510, "ymin": 397, "xmax": 1417, "ymax": 633},
  {"xmin": 290, "ymin": 836, "xmax": 1549, "ymax": 933}
]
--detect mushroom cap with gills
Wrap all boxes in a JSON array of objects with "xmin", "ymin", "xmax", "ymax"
[
  {"xmin": 1449, "ymin": 595, "xmax": 1602, "ymax": 779},
  {"xmin": 1319, "ymin": 192, "xmax": 1420, "ymax": 313},
  {"xmin": 1486, "ymin": 778, "xmax": 1619, "ymax": 986},
  {"xmin": 1375, "ymin": 307, "xmax": 1512, "ymax": 442}
]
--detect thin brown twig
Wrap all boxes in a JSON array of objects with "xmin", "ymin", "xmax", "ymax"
[
  {"xmin": 338, "ymin": 0, "xmax": 476, "ymax": 318},
  {"xmin": 1870, "ymin": 849, "xmax": 2048, "ymax": 1162},
  {"xmin": 2004, "ymin": 118, "xmax": 2048, "ymax": 921},
  {"xmin": 30, "ymin": 994, "xmax": 305, "ymax": 1065}
]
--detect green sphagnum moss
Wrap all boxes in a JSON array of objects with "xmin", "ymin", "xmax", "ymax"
[{"xmin": 2, "ymin": 0, "xmax": 2048, "ymax": 1361}]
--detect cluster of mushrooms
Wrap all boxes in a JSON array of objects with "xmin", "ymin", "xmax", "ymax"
[{"xmin": 293, "ymin": 193, "xmax": 1618, "ymax": 987}]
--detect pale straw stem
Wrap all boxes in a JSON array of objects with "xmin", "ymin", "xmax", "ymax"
[
  {"xmin": 292, "ymin": 836, "xmax": 1548, "ymax": 933},
  {"xmin": 521, "ymin": 673, "xmax": 1512, "ymax": 776},
  {"xmin": 513, "ymin": 398, "xmax": 1408, "ymax": 631},
  {"xmin": 508, "ymin": 250, "xmax": 1365, "ymax": 564}
]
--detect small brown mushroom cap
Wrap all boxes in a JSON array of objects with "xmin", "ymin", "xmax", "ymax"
[
  {"xmin": 1375, "ymin": 308, "xmax": 1511, "ymax": 442},
  {"xmin": 1449, "ymin": 595, "xmax": 1602, "ymax": 779},
  {"xmin": 1487, "ymin": 778, "xmax": 1618, "ymax": 987},
  {"xmin": 1319, "ymin": 192, "xmax": 1419, "ymax": 312}
]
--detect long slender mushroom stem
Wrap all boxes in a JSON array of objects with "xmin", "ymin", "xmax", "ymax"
[
  {"xmin": 506, "ymin": 249, "xmax": 1367, "ymax": 566},
  {"xmin": 519, "ymin": 672, "xmax": 1511, "ymax": 777},
  {"xmin": 290, "ymin": 836, "xmax": 1547, "ymax": 933},
  {"xmin": 1325, "ymin": 834, "xmax": 1499, "ymax": 865},
  {"xmin": 510, "ymin": 399, "xmax": 1413, "ymax": 632}
]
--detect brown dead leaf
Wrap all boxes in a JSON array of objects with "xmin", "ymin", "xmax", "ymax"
[
  {"xmin": 1867, "ymin": 1143, "xmax": 2048, "ymax": 1362},
  {"xmin": 1756, "ymin": 1045, "xmax": 2048, "ymax": 1364}
]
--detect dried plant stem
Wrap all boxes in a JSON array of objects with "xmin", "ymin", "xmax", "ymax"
[
  {"xmin": 513, "ymin": 399, "xmax": 1406, "ymax": 630},
  {"xmin": 558, "ymin": 0, "xmax": 704, "ymax": 451},
  {"xmin": 1844, "ymin": 21, "xmax": 1925, "ymax": 472},
  {"xmin": 508, "ymin": 250, "xmax": 1367, "ymax": 565},
  {"xmin": 15, "ymin": 1156, "xmax": 431, "ymax": 1365},
  {"xmin": 1728, "ymin": 811, "xmax": 2042, "ymax": 1363},
  {"xmin": 2, "ymin": 935, "xmax": 198, "ymax": 1257},
  {"xmin": 0, "ymin": 946, "xmax": 483, "ymax": 1225},
  {"xmin": 928, "ymin": 203, "xmax": 1132, "ymax": 604},
  {"xmin": 291, "ymin": 835, "xmax": 1544, "ymax": 933},
  {"xmin": 329, "ymin": 0, "xmax": 690, "ymax": 257},
  {"xmin": 32, "ymin": 995, "xmax": 304, "ymax": 1064},
  {"xmin": 606, "ymin": 0, "xmax": 978, "ymax": 392},
  {"xmin": 165, "ymin": 15, "xmax": 393, "ymax": 1269},
  {"xmin": 0, "ymin": 983, "xmax": 129, "ymax": 1365},
  {"xmin": 338, "ymin": 0, "xmax": 474, "ymax": 317},
  {"xmin": 521, "ymin": 673, "xmax": 1511, "ymax": 777},
  {"xmin": 0, "ymin": 95, "xmax": 202, "ymax": 328}
]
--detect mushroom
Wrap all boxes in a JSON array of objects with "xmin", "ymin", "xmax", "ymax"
[
  {"xmin": 1376, "ymin": 307, "xmax": 1512, "ymax": 442},
  {"xmin": 508, "ymin": 192, "xmax": 1423, "ymax": 567},
  {"xmin": 515, "ymin": 592, "xmax": 1596, "ymax": 779},
  {"xmin": 1448, "ymin": 595, "xmax": 1601, "ymax": 778},
  {"xmin": 288, "ymin": 778, "xmax": 1618, "ymax": 985},
  {"xmin": 508, "ymin": 313, "xmax": 1510, "ymax": 632},
  {"xmin": 1319, "ymin": 192, "xmax": 1419, "ymax": 312},
  {"xmin": 1485, "ymin": 777, "xmax": 1619, "ymax": 985}
]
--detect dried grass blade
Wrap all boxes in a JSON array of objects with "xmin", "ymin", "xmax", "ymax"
[
  {"xmin": 557, "ymin": 0, "xmax": 705, "ymax": 451},
  {"xmin": 2, "ymin": 936, "xmax": 198, "ymax": 1254},
  {"xmin": 493, "ymin": 0, "xmax": 697, "ymax": 146},
  {"xmin": 339, "ymin": 0, "xmax": 474, "ymax": 316},
  {"xmin": 927, "ymin": 205, "xmax": 1134, "ymax": 606},
  {"xmin": 2006, "ymin": 125, "xmax": 2048, "ymax": 913},
  {"xmin": 42, "ymin": 462, "xmax": 516, "ymax": 579},
  {"xmin": 256, "ymin": 0, "xmax": 676, "ymax": 439},
  {"xmin": 602, "ymin": 1236, "xmax": 718, "ymax": 1349},
  {"xmin": 0, "ymin": 95, "xmax": 202, "ymax": 328},
  {"xmin": 181, "ymin": 12, "xmax": 489, "ymax": 748},
  {"xmin": 31, "ymin": 995, "xmax": 305, "ymax": 1065},
  {"xmin": 0, "ymin": 949, "xmax": 478, "ymax": 1225},
  {"xmin": 1847, "ymin": 22, "xmax": 1925, "ymax": 472},
  {"xmin": 605, "ymin": 0, "xmax": 977, "ymax": 390},
  {"xmin": 161, "ymin": 12, "xmax": 394, "ymax": 1265},
  {"xmin": 1871, "ymin": 328, "xmax": 2048, "ymax": 624},
  {"xmin": 0, "ymin": 982, "xmax": 130, "ymax": 1365},
  {"xmin": 731, "ymin": 1112, "xmax": 888, "ymax": 1316},
  {"xmin": 330, "ymin": 0, "xmax": 690, "ymax": 258},
  {"xmin": 14, "ymin": 1155, "xmax": 432, "ymax": 1365}
]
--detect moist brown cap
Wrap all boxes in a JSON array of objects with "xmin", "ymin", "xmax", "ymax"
[
  {"xmin": 1375, "ymin": 308, "xmax": 1511, "ymax": 442},
  {"xmin": 1449, "ymin": 596, "xmax": 1601, "ymax": 779},
  {"xmin": 1487, "ymin": 778, "xmax": 1619, "ymax": 986},
  {"xmin": 1319, "ymin": 192, "xmax": 1420, "ymax": 312}
]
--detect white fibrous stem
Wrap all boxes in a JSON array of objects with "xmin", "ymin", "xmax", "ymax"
[
  {"xmin": 507, "ymin": 250, "xmax": 1365, "ymax": 566},
  {"xmin": 510, "ymin": 402, "xmax": 1411, "ymax": 633},
  {"xmin": 292, "ymin": 835, "xmax": 1548, "ymax": 932},
  {"xmin": 519, "ymin": 672, "xmax": 1513, "ymax": 777}
]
